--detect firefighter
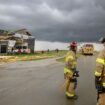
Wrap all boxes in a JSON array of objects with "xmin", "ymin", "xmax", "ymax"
[
  {"xmin": 64, "ymin": 41, "xmax": 79, "ymax": 99},
  {"xmin": 95, "ymin": 37, "xmax": 105, "ymax": 105}
]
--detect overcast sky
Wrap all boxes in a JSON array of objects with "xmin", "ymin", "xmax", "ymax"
[
  {"xmin": 0, "ymin": 0, "xmax": 105, "ymax": 42},
  {"xmin": 35, "ymin": 40, "xmax": 103, "ymax": 51}
]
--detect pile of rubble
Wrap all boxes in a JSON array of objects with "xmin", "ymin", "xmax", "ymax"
[
  {"xmin": 18, "ymin": 55, "xmax": 50, "ymax": 61},
  {"xmin": 0, "ymin": 56, "xmax": 18, "ymax": 63},
  {"xmin": 0, "ymin": 54, "xmax": 55, "ymax": 64}
]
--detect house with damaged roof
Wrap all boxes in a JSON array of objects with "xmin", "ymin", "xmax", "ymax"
[{"xmin": 0, "ymin": 29, "xmax": 35, "ymax": 53}]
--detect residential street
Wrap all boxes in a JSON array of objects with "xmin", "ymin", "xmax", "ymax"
[{"xmin": 0, "ymin": 55, "xmax": 97, "ymax": 105}]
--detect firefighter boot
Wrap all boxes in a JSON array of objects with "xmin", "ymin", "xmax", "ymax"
[{"xmin": 66, "ymin": 92, "xmax": 78, "ymax": 100}]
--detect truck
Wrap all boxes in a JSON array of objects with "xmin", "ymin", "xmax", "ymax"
[{"xmin": 82, "ymin": 44, "xmax": 94, "ymax": 55}]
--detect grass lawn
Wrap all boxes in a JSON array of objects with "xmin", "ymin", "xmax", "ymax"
[{"xmin": 0, "ymin": 50, "xmax": 68, "ymax": 63}]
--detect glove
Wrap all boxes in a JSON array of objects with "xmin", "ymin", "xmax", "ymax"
[
  {"xmin": 95, "ymin": 76, "xmax": 103, "ymax": 93},
  {"xmin": 73, "ymin": 71, "xmax": 79, "ymax": 77}
]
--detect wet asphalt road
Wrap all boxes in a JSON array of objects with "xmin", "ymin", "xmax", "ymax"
[{"xmin": 0, "ymin": 55, "xmax": 97, "ymax": 105}]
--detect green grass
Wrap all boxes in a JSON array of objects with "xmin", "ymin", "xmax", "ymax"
[
  {"xmin": 56, "ymin": 57, "xmax": 65, "ymax": 62},
  {"xmin": 0, "ymin": 50, "xmax": 68, "ymax": 61},
  {"xmin": 15, "ymin": 50, "xmax": 67, "ymax": 57}
]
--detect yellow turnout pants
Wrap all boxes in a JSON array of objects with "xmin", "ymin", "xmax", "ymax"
[
  {"xmin": 97, "ymin": 93, "xmax": 105, "ymax": 105},
  {"xmin": 65, "ymin": 77, "xmax": 75, "ymax": 97}
]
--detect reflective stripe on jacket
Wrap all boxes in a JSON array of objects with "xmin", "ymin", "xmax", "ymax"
[
  {"xmin": 96, "ymin": 58, "xmax": 105, "ymax": 65},
  {"xmin": 64, "ymin": 67, "xmax": 73, "ymax": 78},
  {"xmin": 95, "ymin": 49, "xmax": 105, "ymax": 82}
]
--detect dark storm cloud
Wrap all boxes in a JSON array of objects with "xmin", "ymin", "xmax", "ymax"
[{"xmin": 0, "ymin": 0, "xmax": 105, "ymax": 42}]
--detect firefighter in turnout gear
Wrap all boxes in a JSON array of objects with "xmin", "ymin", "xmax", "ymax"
[
  {"xmin": 95, "ymin": 37, "xmax": 105, "ymax": 105},
  {"xmin": 64, "ymin": 41, "xmax": 79, "ymax": 99}
]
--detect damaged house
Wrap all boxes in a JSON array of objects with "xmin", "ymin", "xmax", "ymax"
[{"xmin": 0, "ymin": 29, "xmax": 35, "ymax": 53}]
